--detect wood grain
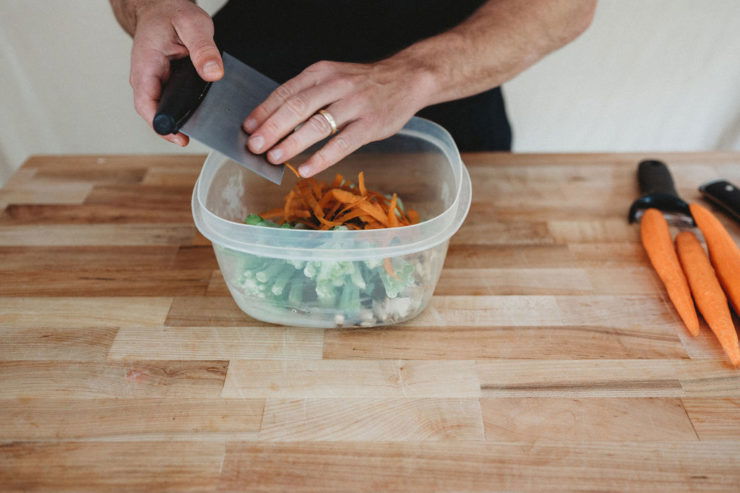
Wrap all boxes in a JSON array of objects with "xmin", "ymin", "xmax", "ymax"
[
  {"xmin": 109, "ymin": 326, "xmax": 324, "ymax": 361},
  {"xmin": 0, "ymin": 224, "xmax": 195, "ymax": 246},
  {"xmin": 1, "ymin": 152, "xmax": 739, "ymax": 491},
  {"xmin": 0, "ymin": 441, "xmax": 225, "ymax": 492},
  {"xmin": 0, "ymin": 297, "xmax": 172, "ymax": 328},
  {"xmin": 219, "ymin": 441, "xmax": 740, "ymax": 492},
  {"xmin": 682, "ymin": 398, "xmax": 740, "ymax": 439},
  {"xmin": 0, "ymin": 327, "xmax": 118, "ymax": 361},
  {"xmin": 0, "ymin": 269, "xmax": 213, "ymax": 296},
  {"xmin": 0, "ymin": 361, "xmax": 228, "ymax": 399},
  {"xmin": 258, "ymin": 398, "xmax": 485, "ymax": 441},
  {"xmin": 222, "ymin": 360, "xmax": 480, "ymax": 398},
  {"xmin": 480, "ymin": 397, "xmax": 697, "ymax": 442},
  {"xmin": 0, "ymin": 398, "xmax": 263, "ymax": 441}
]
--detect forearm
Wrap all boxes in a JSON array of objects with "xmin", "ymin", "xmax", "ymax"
[{"xmin": 387, "ymin": 0, "xmax": 596, "ymax": 106}]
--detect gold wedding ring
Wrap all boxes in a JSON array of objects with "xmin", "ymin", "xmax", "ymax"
[{"xmin": 318, "ymin": 109, "xmax": 338, "ymax": 135}]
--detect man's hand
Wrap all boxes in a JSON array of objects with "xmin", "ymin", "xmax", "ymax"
[
  {"xmin": 243, "ymin": 60, "xmax": 436, "ymax": 178},
  {"xmin": 243, "ymin": 0, "xmax": 595, "ymax": 178},
  {"xmin": 111, "ymin": 0, "xmax": 224, "ymax": 145}
]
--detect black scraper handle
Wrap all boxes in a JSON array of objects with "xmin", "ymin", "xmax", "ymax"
[
  {"xmin": 638, "ymin": 160, "xmax": 680, "ymax": 197},
  {"xmin": 152, "ymin": 57, "xmax": 212, "ymax": 135},
  {"xmin": 699, "ymin": 179, "xmax": 740, "ymax": 223}
]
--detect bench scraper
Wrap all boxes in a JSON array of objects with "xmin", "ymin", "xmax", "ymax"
[{"xmin": 152, "ymin": 52, "xmax": 284, "ymax": 184}]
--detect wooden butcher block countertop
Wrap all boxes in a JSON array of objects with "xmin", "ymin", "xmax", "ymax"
[{"xmin": 1, "ymin": 152, "xmax": 739, "ymax": 492}]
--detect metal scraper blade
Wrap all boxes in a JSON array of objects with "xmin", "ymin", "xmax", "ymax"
[{"xmin": 181, "ymin": 53, "xmax": 284, "ymax": 184}]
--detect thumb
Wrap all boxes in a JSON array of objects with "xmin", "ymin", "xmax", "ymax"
[{"xmin": 172, "ymin": 12, "xmax": 223, "ymax": 81}]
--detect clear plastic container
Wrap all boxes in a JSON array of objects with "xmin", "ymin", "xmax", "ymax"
[{"xmin": 192, "ymin": 116, "xmax": 472, "ymax": 328}]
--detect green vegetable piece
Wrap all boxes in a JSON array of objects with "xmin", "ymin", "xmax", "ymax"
[
  {"xmin": 244, "ymin": 214, "xmax": 264, "ymax": 225},
  {"xmin": 256, "ymin": 261, "xmax": 286, "ymax": 283},
  {"xmin": 270, "ymin": 265, "xmax": 295, "ymax": 296},
  {"xmin": 349, "ymin": 262, "xmax": 366, "ymax": 289},
  {"xmin": 288, "ymin": 280, "xmax": 304, "ymax": 305}
]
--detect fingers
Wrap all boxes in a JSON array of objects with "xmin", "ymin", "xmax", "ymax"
[
  {"xmin": 298, "ymin": 121, "xmax": 368, "ymax": 178},
  {"xmin": 244, "ymin": 62, "xmax": 336, "ymax": 134},
  {"xmin": 248, "ymin": 80, "xmax": 351, "ymax": 156},
  {"xmin": 130, "ymin": 47, "xmax": 188, "ymax": 146},
  {"xmin": 172, "ymin": 10, "xmax": 223, "ymax": 81},
  {"xmin": 264, "ymin": 101, "xmax": 349, "ymax": 164}
]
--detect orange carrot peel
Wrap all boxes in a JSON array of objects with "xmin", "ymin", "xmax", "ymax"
[{"xmin": 263, "ymin": 163, "xmax": 419, "ymax": 231}]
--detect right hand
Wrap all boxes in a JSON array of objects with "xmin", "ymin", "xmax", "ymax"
[{"xmin": 129, "ymin": 0, "xmax": 223, "ymax": 145}]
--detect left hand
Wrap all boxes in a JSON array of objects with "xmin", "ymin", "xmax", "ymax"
[{"xmin": 242, "ymin": 59, "xmax": 435, "ymax": 178}]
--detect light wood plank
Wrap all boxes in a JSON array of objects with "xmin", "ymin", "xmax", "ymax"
[
  {"xmin": 548, "ymin": 219, "xmax": 639, "ymax": 243},
  {"xmin": 477, "ymin": 360, "xmax": 684, "ymax": 397},
  {"xmin": 435, "ymin": 268, "xmax": 593, "ymax": 295},
  {"xmin": 0, "ymin": 182, "xmax": 92, "ymax": 205},
  {"xmin": 0, "ymin": 361, "xmax": 228, "ymax": 399},
  {"xmin": 164, "ymin": 296, "xmax": 265, "ymax": 326},
  {"xmin": 0, "ymin": 269, "xmax": 212, "ymax": 296},
  {"xmin": 678, "ymin": 360, "xmax": 740, "ymax": 397},
  {"xmin": 481, "ymin": 397, "xmax": 697, "ymax": 442},
  {"xmin": 109, "ymin": 326, "xmax": 323, "ymax": 361},
  {"xmin": 0, "ymin": 398, "xmax": 263, "ymax": 441},
  {"xmin": 324, "ymin": 296, "xmax": 686, "ymax": 360},
  {"xmin": 32, "ymin": 165, "xmax": 147, "ymax": 184},
  {"xmin": 682, "ymin": 398, "xmax": 740, "ymax": 440},
  {"xmin": 444, "ymin": 244, "xmax": 577, "ymax": 268},
  {"xmin": 585, "ymin": 266, "xmax": 661, "ymax": 294},
  {"xmin": 142, "ymin": 165, "xmax": 201, "ymax": 186},
  {"xmin": 568, "ymin": 242, "xmax": 649, "ymax": 265},
  {"xmin": 258, "ymin": 398, "xmax": 484, "ymax": 441},
  {"xmin": 0, "ymin": 203, "xmax": 193, "ymax": 224},
  {"xmin": 222, "ymin": 360, "xmax": 480, "ymax": 398},
  {"xmin": 453, "ymin": 218, "xmax": 555, "ymax": 245},
  {"xmin": 0, "ymin": 441, "xmax": 224, "ymax": 492},
  {"xmin": 219, "ymin": 441, "xmax": 740, "ymax": 492},
  {"xmin": 405, "ymin": 295, "xmax": 565, "ymax": 327},
  {"xmin": 0, "ymin": 246, "xmax": 178, "ymax": 270},
  {"xmin": 555, "ymin": 295, "xmax": 680, "ymax": 330},
  {"xmin": 476, "ymin": 359, "xmax": 740, "ymax": 398},
  {"xmin": 0, "ymin": 224, "xmax": 195, "ymax": 246},
  {"xmin": 22, "ymin": 154, "xmax": 206, "ymax": 171},
  {"xmin": 0, "ymin": 297, "xmax": 172, "ymax": 328},
  {"xmin": 0, "ymin": 327, "xmax": 117, "ymax": 361}
]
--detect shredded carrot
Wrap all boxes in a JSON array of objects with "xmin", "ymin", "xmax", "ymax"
[
  {"xmin": 358, "ymin": 171, "xmax": 367, "ymax": 196},
  {"xmin": 640, "ymin": 208, "xmax": 700, "ymax": 335},
  {"xmin": 676, "ymin": 231, "xmax": 739, "ymax": 366},
  {"xmin": 388, "ymin": 193, "xmax": 399, "ymax": 228},
  {"xmin": 262, "ymin": 166, "xmax": 418, "ymax": 231},
  {"xmin": 689, "ymin": 202, "xmax": 740, "ymax": 315},
  {"xmin": 284, "ymin": 162, "xmax": 301, "ymax": 178}
]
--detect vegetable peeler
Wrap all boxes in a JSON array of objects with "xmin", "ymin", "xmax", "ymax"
[{"xmin": 628, "ymin": 159, "xmax": 695, "ymax": 227}]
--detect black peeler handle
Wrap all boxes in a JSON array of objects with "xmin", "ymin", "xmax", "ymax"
[
  {"xmin": 152, "ymin": 57, "xmax": 212, "ymax": 135},
  {"xmin": 638, "ymin": 160, "xmax": 681, "ymax": 197},
  {"xmin": 699, "ymin": 179, "xmax": 740, "ymax": 223}
]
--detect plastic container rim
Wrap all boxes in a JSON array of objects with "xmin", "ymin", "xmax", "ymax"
[{"xmin": 192, "ymin": 117, "xmax": 471, "ymax": 260}]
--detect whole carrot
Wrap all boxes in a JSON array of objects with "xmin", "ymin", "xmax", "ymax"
[
  {"xmin": 690, "ymin": 202, "xmax": 740, "ymax": 315},
  {"xmin": 640, "ymin": 208, "xmax": 700, "ymax": 335},
  {"xmin": 676, "ymin": 231, "xmax": 739, "ymax": 366}
]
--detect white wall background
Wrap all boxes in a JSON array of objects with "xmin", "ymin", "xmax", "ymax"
[{"xmin": 1, "ymin": 0, "xmax": 739, "ymax": 185}]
